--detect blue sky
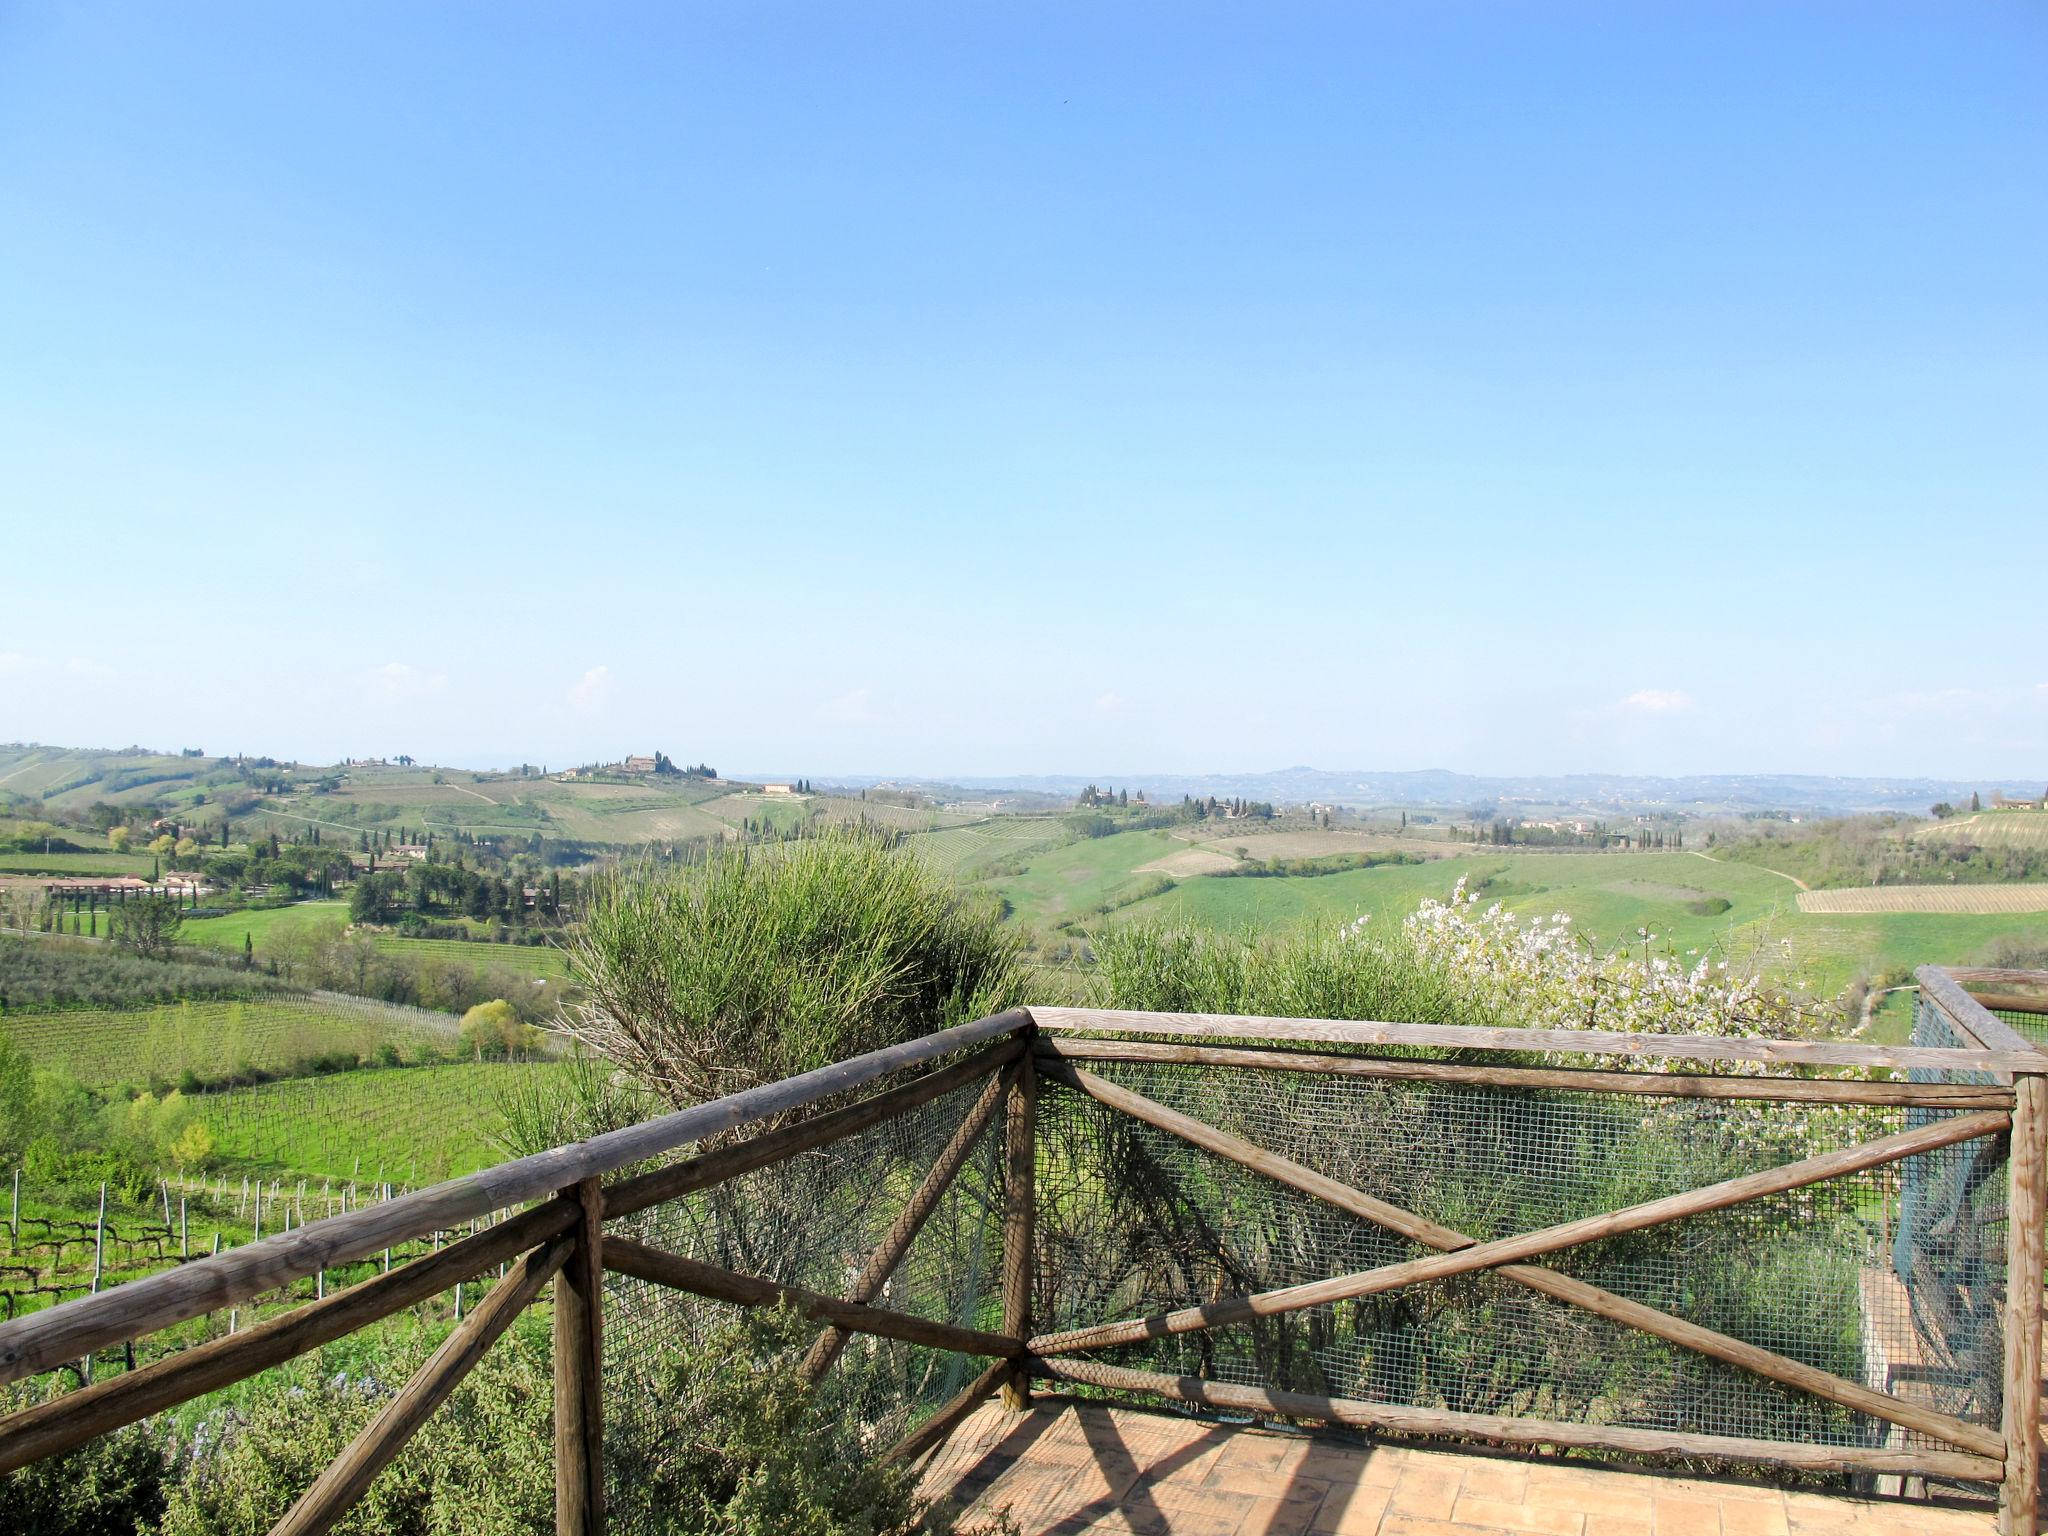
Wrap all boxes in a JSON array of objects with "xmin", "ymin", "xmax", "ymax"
[{"xmin": 2, "ymin": 3, "xmax": 2042, "ymax": 779}]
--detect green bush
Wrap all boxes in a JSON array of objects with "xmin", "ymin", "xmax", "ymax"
[
  {"xmin": 564, "ymin": 826, "xmax": 1021, "ymax": 1111},
  {"xmin": 157, "ymin": 1318, "xmax": 555, "ymax": 1536},
  {"xmin": 1090, "ymin": 920, "xmax": 1492, "ymax": 1026},
  {"xmin": 622, "ymin": 1306, "xmax": 973, "ymax": 1536},
  {"xmin": 0, "ymin": 1410, "xmax": 167, "ymax": 1536}
]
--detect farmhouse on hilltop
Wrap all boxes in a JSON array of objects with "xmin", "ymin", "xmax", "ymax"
[{"xmin": 621, "ymin": 754, "xmax": 657, "ymax": 775}]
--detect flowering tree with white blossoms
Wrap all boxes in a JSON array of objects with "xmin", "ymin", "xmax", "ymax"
[{"xmin": 1393, "ymin": 877, "xmax": 1845, "ymax": 1044}]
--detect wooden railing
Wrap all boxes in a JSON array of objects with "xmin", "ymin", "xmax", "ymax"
[{"xmin": 1, "ymin": 973, "xmax": 2044, "ymax": 1534}]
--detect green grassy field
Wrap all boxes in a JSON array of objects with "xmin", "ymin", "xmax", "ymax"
[
  {"xmin": 179, "ymin": 900, "xmax": 352, "ymax": 951},
  {"xmin": 176, "ymin": 899, "xmax": 572, "ymax": 981},
  {"xmin": 372, "ymin": 934, "xmax": 572, "ymax": 979},
  {"xmin": 1032, "ymin": 837, "xmax": 2046, "ymax": 995},
  {"xmin": 0, "ymin": 993, "xmax": 460, "ymax": 1088},
  {"xmin": 0, "ymin": 849, "xmax": 158, "ymax": 877},
  {"xmin": 901, "ymin": 816, "xmax": 1072, "ymax": 878},
  {"xmin": 0, "ymin": 745, "xmax": 221, "ymax": 813},
  {"xmin": 197, "ymin": 1060, "xmax": 567, "ymax": 1182},
  {"xmin": 986, "ymin": 829, "xmax": 1188, "ymax": 929}
]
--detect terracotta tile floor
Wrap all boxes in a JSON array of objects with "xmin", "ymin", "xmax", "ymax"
[{"xmin": 918, "ymin": 1399, "xmax": 1996, "ymax": 1536}]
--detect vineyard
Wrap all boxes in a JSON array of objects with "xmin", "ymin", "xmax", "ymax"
[
  {"xmin": 1913, "ymin": 810, "xmax": 2048, "ymax": 850},
  {"xmin": 1796, "ymin": 883, "xmax": 2048, "ymax": 915},
  {"xmin": 0, "ymin": 991, "xmax": 461, "ymax": 1089},
  {"xmin": 900, "ymin": 816, "xmax": 1070, "ymax": 878},
  {"xmin": 2, "ymin": 1169, "xmax": 524, "ymax": 1335},
  {"xmin": 196, "ymin": 1060, "xmax": 568, "ymax": 1182}
]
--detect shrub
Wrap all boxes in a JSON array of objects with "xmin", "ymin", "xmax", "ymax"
[
  {"xmin": 563, "ymin": 827, "xmax": 1020, "ymax": 1112},
  {"xmin": 0, "ymin": 1405, "xmax": 167, "ymax": 1536},
  {"xmin": 619, "ymin": 1305, "xmax": 985, "ymax": 1536},
  {"xmin": 1091, "ymin": 919, "xmax": 1488, "ymax": 1025},
  {"xmin": 156, "ymin": 1318, "xmax": 555, "ymax": 1536}
]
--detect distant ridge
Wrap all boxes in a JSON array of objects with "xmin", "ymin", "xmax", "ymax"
[{"xmin": 798, "ymin": 768, "xmax": 2045, "ymax": 815}]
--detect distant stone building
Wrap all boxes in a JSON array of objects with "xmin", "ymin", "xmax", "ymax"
[{"xmin": 622, "ymin": 755, "xmax": 658, "ymax": 775}]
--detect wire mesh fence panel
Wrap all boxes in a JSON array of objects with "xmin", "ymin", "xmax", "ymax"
[
  {"xmin": 1034, "ymin": 1055, "xmax": 2006, "ymax": 1484},
  {"xmin": 599, "ymin": 1077, "xmax": 1004, "ymax": 1536}
]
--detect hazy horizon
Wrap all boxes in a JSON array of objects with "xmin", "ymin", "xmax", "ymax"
[{"xmin": 4, "ymin": 6, "xmax": 2043, "ymax": 778}]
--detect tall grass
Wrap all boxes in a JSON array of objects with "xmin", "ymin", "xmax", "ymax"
[
  {"xmin": 1088, "ymin": 920, "xmax": 1498, "ymax": 1025},
  {"xmin": 563, "ymin": 826, "xmax": 1021, "ymax": 1111}
]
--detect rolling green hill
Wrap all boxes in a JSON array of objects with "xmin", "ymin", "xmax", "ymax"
[{"xmin": 980, "ymin": 833, "xmax": 2046, "ymax": 996}]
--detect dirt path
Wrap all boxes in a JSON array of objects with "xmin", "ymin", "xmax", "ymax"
[
  {"xmin": 0, "ymin": 753, "xmax": 46, "ymax": 788},
  {"xmin": 1689, "ymin": 848, "xmax": 1808, "ymax": 891},
  {"xmin": 436, "ymin": 781, "xmax": 499, "ymax": 805}
]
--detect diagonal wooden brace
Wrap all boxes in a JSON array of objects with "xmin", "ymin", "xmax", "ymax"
[
  {"xmin": 799, "ymin": 1067, "xmax": 1009, "ymax": 1383},
  {"xmin": 1034, "ymin": 1060, "xmax": 2006, "ymax": 1458}
]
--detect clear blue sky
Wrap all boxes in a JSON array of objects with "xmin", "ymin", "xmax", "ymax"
[{"xmin": 3, "ymin": 3, "xmax": 2042, "ymax": 779}]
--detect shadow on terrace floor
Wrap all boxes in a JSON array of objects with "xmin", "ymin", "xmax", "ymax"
[{"xmin": 918, "ymin": 1397, "xmax": 1997, "ymax": 1536}]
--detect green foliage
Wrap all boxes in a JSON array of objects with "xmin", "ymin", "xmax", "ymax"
[
  {"xmin": 1209, "ymin": 850, "xmax": 1422, "ymax": 879},
  {"xmin": 157, "ymin": 1318, "xmax": 556, "ymax": 1536},
  {"xmin": 349, "ymin": 870, "xmax": 407, "ymax": 924},
  {"xmin": 0, "ymin": 934, "xmax": 286, "ymax": 1010},
  {"xmin": 1685, "ymin": 896, "xmax": 1733, "ymax": 916},
  {"xmin": 1090, "ymin": 920, "xmax": 1491, "ymax": 1025},
  {"xmin": 458, "ymin": 998, "xmax": 540, "ymax": 1059},
  {"xmin": 108, "ymin": 893, "xmax": 185, "ymax": 958},
  {"xmin": 622, "ymin": 1306, "xmax": 965, "ymax": 1536},
  {"xmin": 567, "ymin": 826, "xmax": 1020, "ymax": 1109},
  {"xmin": 0, "ymin": 1407, "xmax": 167, "ymax": 1536}
]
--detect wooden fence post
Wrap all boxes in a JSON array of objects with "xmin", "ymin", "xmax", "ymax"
[
  {"xmin": 1001, "ymin": 1051, "xmax": 1037, "ymax": 1411},
  {"xmin": 554, "ymin": 1177, "xmax": 604, "ymax": 1536},
  {"xmin": 2004, "ymin": 1070, "xmax": 2047, "ymax": 1535}
]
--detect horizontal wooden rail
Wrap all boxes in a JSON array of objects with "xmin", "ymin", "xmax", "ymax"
[
  {"xmin": 1030, "ymin": 1005, "xmax": 2040, "ymax": 1075},
  {"xmin": 1921, "ymin": 967, "xmax": 2048, "ymax": 1061},
  {"xmin": 0, "ymin": 1204, "xmax": 571, "ymax": 1474},
  {"xmin": 1034, "ymin": 1358, "xmax": 2005, "ymax": 1483},
  {"xmin": 604, "ymin": 1038, "xmax": 1020, "ymax": 1220},
  {"xmin": 1032, "ymin": 1107, "xmax": 2009, "ymax": 1356},
  {"xmin": 1035, "ymin": 1037, "xmax": 2013, "ymax": 1108},
  {"xmin": 601, "ymin": 1236, "xmax": 1022, "ymax": 1358},
  {"xmin": 1041, "ymin": 1060, "xmax": 2005, "ymax": 1457},
  {"xmin": 1972, "ymin": 994, "xmax": 2048, "ymax": 1018},
  {"xmin": 0, "ymin": 1007, "xmax": 1031, "ymax": 1385}
]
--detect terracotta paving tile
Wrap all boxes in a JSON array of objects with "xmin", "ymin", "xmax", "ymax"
[
  {"xmin": 1233, "ymin": 1486, "xmax": 1326, "ymax": 1536},
  {"xmin": 1309, "ymin": 1483, "xmax": 1394, "ymax": 1534},
  {"xmin": 918, "ymin": 1400, "xmax": 1998, "ymax": 1536},
  {"xmin": 1649, "ymin": 1493, "xmax": 1722, "ymax": 1536},
  {"xmin": 1457, "ymin": 1462, "xmax": 1531, "ymax": 1504},
  {"xmin": 1525, "ymin": 1470, "xmax": 1653, "ymax": 1521},
  {"xmin": 1451, "ymin": 1492, "xmax": 1586, "ymax": 1535},
  {"xmin": 1387, "ymin": 1464, "xmax": 1465, "ymax": 1520},
  {"xmin": 1712, "ymin": 1498, "xmax": 1787, "ymax": 1536}
]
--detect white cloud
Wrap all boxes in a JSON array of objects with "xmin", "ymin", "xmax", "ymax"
[
  {"xmin": 567, "ymin": 665, "xmax": 614, "ymax": 714},
  {"xmin": 821, "ymin": 687, "xmax": 876, "ymax": 725},
  {"xmin": 366, "ymin": 661, "xmax": 448, "ymax": 699},
  {"xmin": 1093, "ymin": 691, "xmax": 1126, "ymax": 716},
  {"xmin": 0, "ymin": 652, "xmax": 30, "ymax": 674},
  {"xmin": 1617, "ymin": 689, "xmax": 1695, "ymax": 715}
]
